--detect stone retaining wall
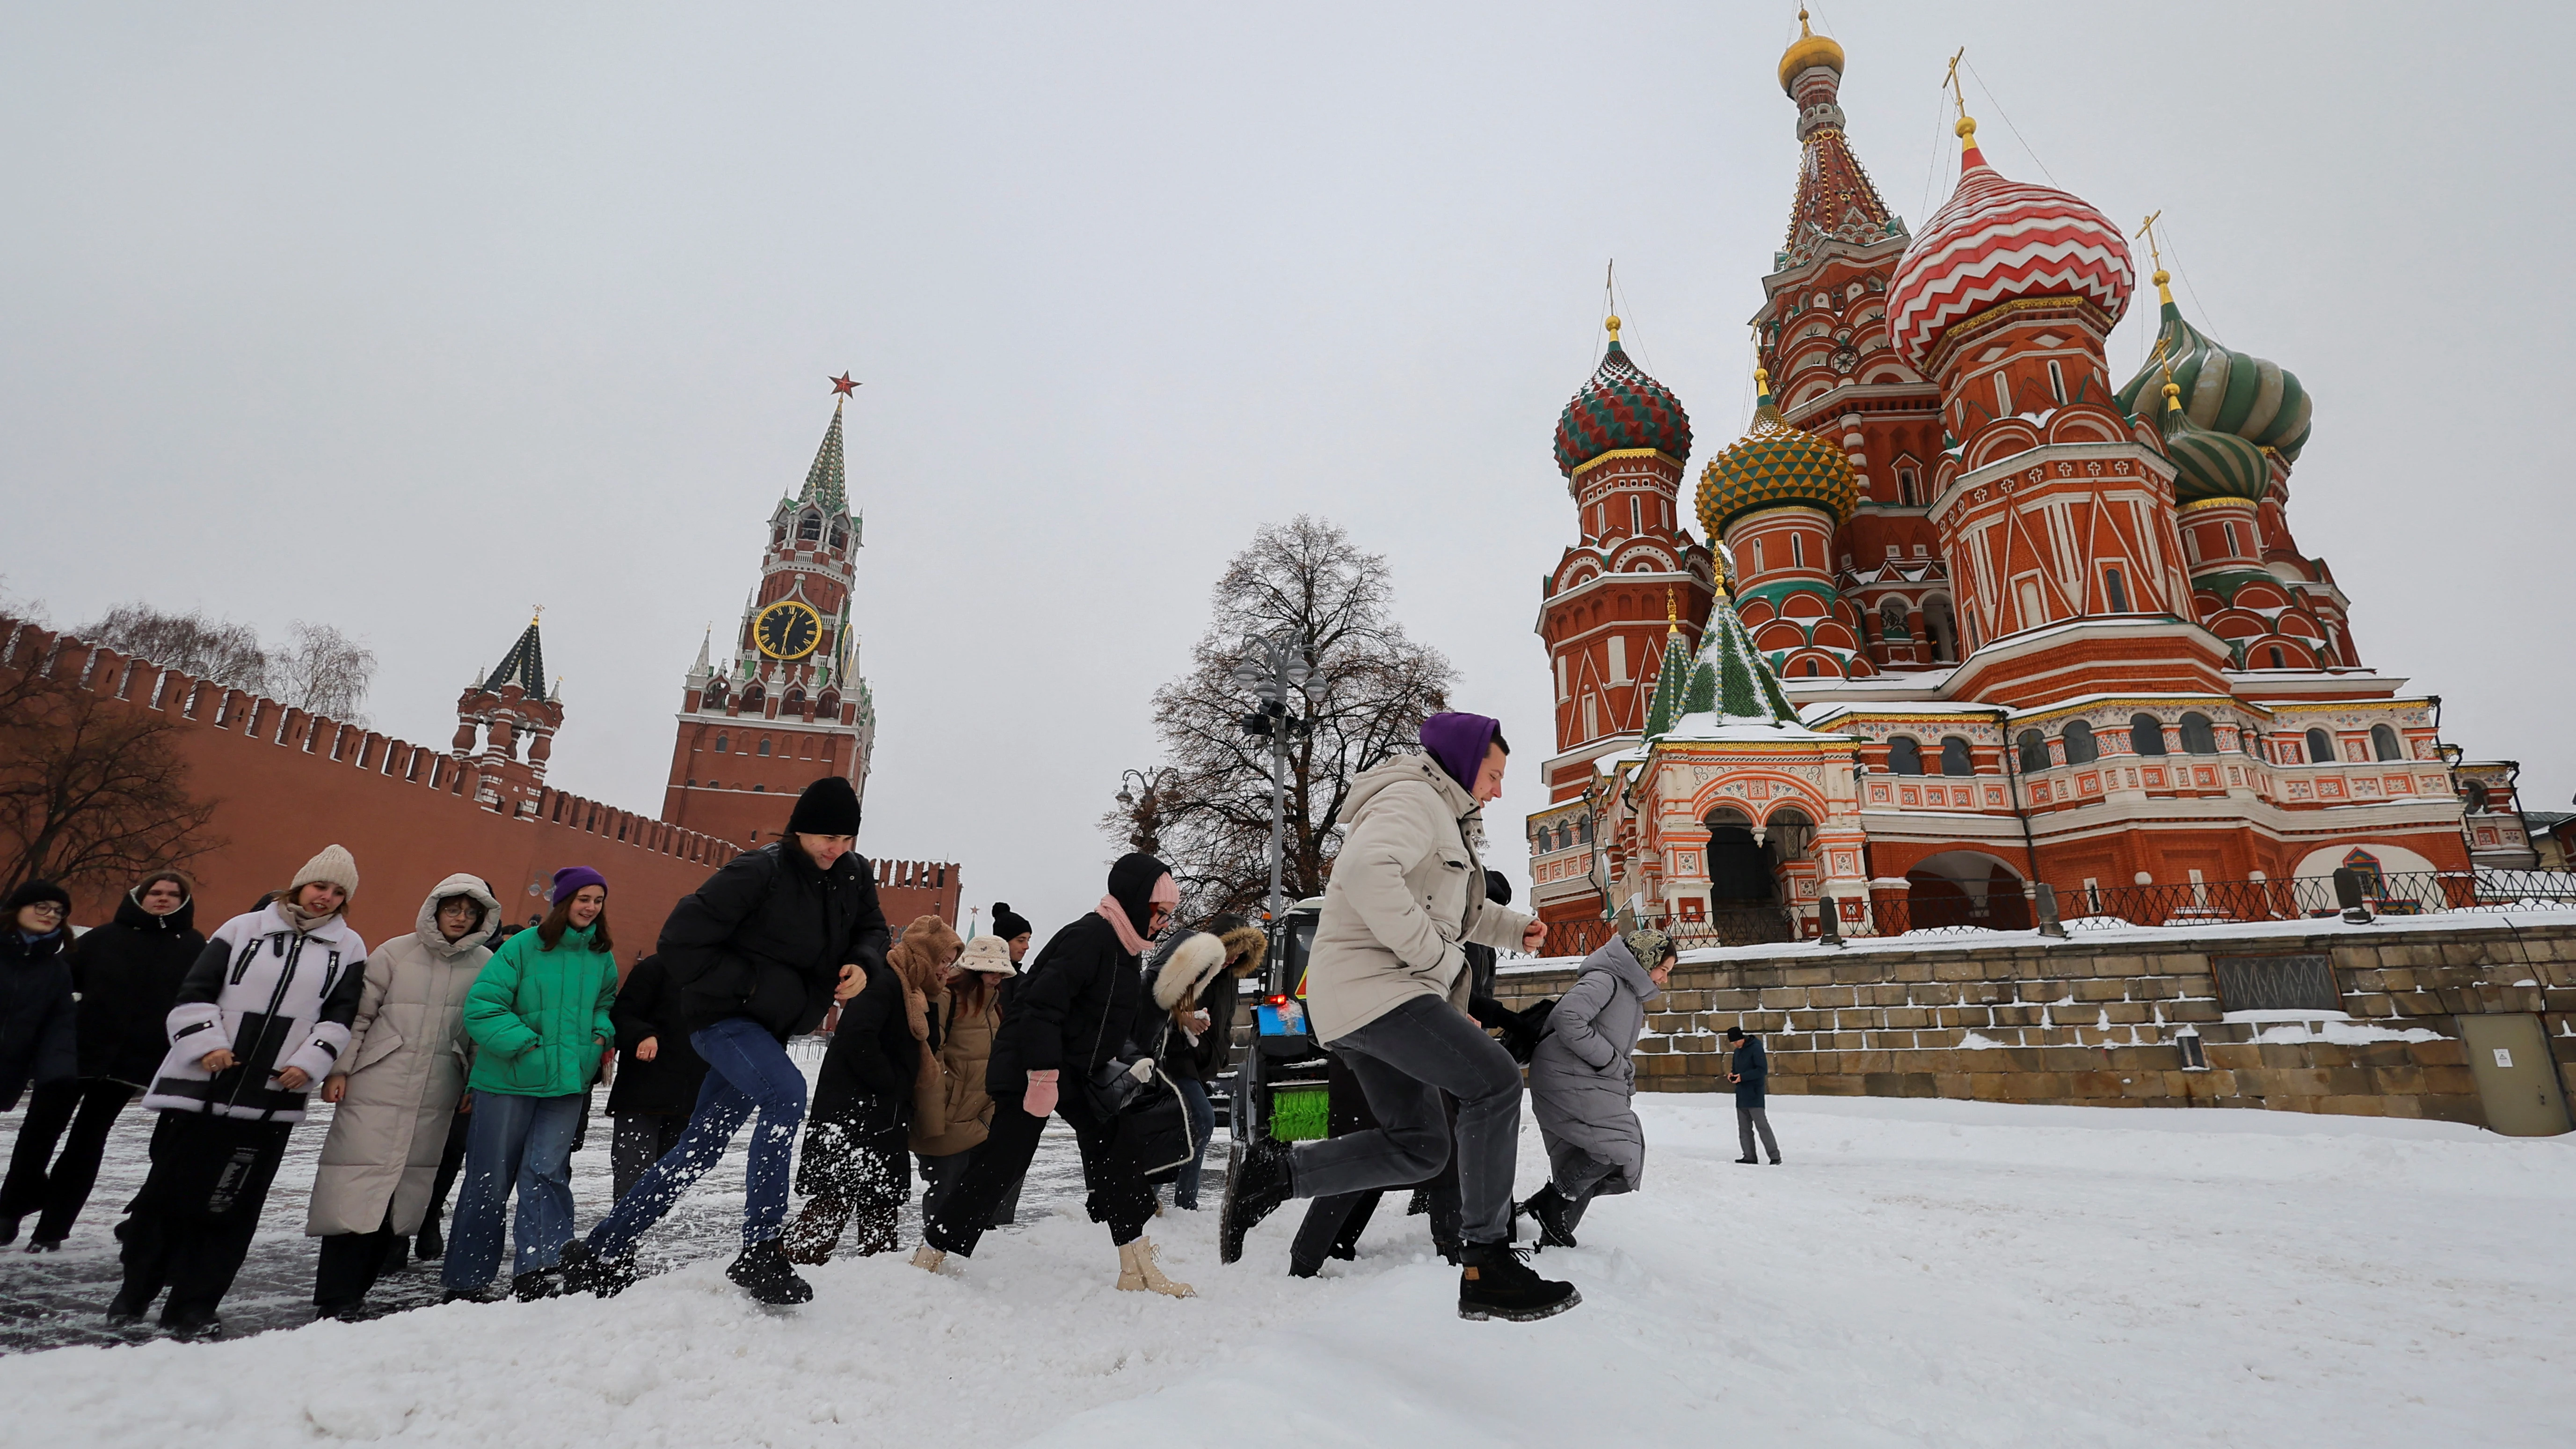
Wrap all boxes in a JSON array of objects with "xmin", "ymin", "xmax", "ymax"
[{"xmin": 1487, "ymin": 918, "xmax": 2576, "ymax": 1127}]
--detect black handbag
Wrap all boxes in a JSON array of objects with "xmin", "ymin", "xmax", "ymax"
[{"xmin": 1077, "ymin": 951, "xmax": 1201, "ymax": 1181}]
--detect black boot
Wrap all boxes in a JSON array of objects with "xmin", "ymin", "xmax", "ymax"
[
  {"xmin": 726, "ymin": 1240, "xmax": 814, "ymax": 1306},
  {"xmin": 1521, "ymin": 1185, "xmax": 1578, "ymax": 1250},
  {"xmin": 511, "ymin": 1269, "xmax": 561, "ymax": 1302},
  {"xmin": 414, "ymin": 1219, "xmax": 444, "ymax": 1261},
  {"xmin": 1457, "ymin": 1241, "xmax": 1580, "ymax": 1323},
  {"xmin": 555, "ymin": 1239, "xmax": 640, "ymax": 1299},
  {"xmin": 381, "ymin": 1234, "xmax": 412, "ymax": 1274},
  {"xmin": 105, "ymin": 1286, "xmax": 152, "ymax": 1325},
  {"xmin": 0, "ymin": 1215, "xmax": 19, "ymax": 1248},
  {"xmin": 1218, "ymin": 1137, "xmax": 1295, "ymax": 1265}
]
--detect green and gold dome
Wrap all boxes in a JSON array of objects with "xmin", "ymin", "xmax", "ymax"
[
  {"xmin": 1695, "ymin": 370, "xmax": 1859, "ymax": 538},
  {"xmin": 2155, "ymin": 378, "xmax": 2270, "ymax": 506},
  {"xmin": 2115, "ymin": 270, "xmax": 2313, "ymax": 464}
]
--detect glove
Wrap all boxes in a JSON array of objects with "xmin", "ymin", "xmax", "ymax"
[
  {"xmin": 1127, "ymin": 1058, "xmax": 1155, "ymax": 1084},
  {"xmin": 1023, "ymin": 1070, "xmax": 1059, "ymax": 1117}
]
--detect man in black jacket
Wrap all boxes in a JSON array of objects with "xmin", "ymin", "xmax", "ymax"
[
  {"xmin": 1727, "ymin": 1027, "xmax": 1781, "ymax": 1165},
  {"xmin": 560, "ymin": 777, "xmax": 889, "ymax": 1305},
  {"xmin": 604, "ymin": 954, "xmax": 711, "ymax": 1201}
]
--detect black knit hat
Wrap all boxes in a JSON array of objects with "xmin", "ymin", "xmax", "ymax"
[
  {"xmin": 4, "ymin": 880, "xmax": 71, "ymax": 917},
  {"xmin": 991, "ymin": 902, "xmax": 1033, "ymax": 940},
  {"xmin": 1105, "ymin": 852, "xmax": 1172, "ymax": 936},
  {"xmin": 785, "ymin": 776, "xmax": 862, "ymax": 836}
]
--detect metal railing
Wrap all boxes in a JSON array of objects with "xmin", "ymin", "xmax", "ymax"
[{"xmin": 1535, "ymin": 869, "xmax": 2576, "ymax": 958}]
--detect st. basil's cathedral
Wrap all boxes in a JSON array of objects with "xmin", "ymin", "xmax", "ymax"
[{"xmin": 1527, "ymin": 14, "xmax": 2538, "ymax": 939}]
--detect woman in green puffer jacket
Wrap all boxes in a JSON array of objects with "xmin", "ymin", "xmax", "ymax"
[{"xmin": 441, "ymin": 866, "xmax": 618, "ymax": 1301}]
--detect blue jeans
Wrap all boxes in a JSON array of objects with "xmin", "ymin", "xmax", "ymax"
[
  {"xmin": 587, "ymin": 1018, "xmax": 808, "ymax": 1255},
  {"xmin": 441, "ymin": 1091, "xmax": 584, "ymax": 1291},
  {"xmin": 1172, "ymin": 1078, "xmax": 1216, "ymax": 1209}
]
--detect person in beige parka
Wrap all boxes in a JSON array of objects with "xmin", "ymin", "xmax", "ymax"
[{"xmin": 306, "ymin": 874, "xmax": 498, "ymax": 1319}]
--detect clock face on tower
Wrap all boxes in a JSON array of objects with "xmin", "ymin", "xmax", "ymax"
[{"xmin": 752, "ymin": 599, "xmax": 823, "ymax": 661}]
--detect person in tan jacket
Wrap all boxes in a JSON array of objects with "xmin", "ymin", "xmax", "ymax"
[
  {"xmin": 910, "ymin": 932, "xmax": 1012, "ymax": 1226},
  {"xmin": 1219, "ymin": 713, "xmax": 1578, "ymax": 1324}
]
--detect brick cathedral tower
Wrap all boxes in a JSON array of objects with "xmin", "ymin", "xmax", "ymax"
[{"xmin": 661, "ymin": 384, "xmax": 879, "ymax": 847}]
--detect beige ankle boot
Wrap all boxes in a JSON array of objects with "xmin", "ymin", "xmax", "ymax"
[
  {"xmin": 1116, "ymin": 1236, "xmax": 1195, "ymax": 1297},
  {"xmin": 910, "ymin": 1245, "xmax": 947, "ymax": 1274}
]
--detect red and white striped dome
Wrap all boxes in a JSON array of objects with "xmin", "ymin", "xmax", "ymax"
[{"xmin": 1885, "ymin": 131, "xmax": 2134, "ymax": 373}]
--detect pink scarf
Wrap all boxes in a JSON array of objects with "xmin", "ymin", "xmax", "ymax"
[{"xmin": 1098, "ymin": 874, "xmax": 1179, "ymax": 956}]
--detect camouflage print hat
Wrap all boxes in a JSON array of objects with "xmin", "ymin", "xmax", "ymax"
[{"xmin": 1622, "ymin": 926, "xmax": 1674, "ymax": 969}]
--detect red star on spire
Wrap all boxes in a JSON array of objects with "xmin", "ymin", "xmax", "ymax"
[{"xmin": 829, "ymin": 372, "xmax": 860, "ymax": 397}]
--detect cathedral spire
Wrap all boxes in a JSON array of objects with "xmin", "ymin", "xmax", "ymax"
[
  {"xmin": 1643, "ymin": 588, "xmax": 1694, "ymax": 740},
  {"xmin": 1680, "ymin": 570, "xmax": 1801, "ymax": 728},
  {"xmin": 799, "ymin": 398, "xmax": 849, "ymax": 513},
  {"xmin": 1776, "ymin": 7, "xmax": 1899, "ymax": 268}
]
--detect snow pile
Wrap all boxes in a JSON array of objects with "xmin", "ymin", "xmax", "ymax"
[{"xmin": 7, "ymin": 1095, "xmax": 2573, "ymax": 1447}]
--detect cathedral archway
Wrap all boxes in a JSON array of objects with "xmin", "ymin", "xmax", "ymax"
[
  {"xmin": 1703, "ymin": 805, "xmax": 1773, "ymax": 906},
  {"xmin": 1903, "ymin": 850, "xmax": 2030, "ymax": 931}
]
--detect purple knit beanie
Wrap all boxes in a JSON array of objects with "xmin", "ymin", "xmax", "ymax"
[
  {"xmin": 552, "ymin": 866, "xmax": 608, "ymax": 903},
  {"xmin": 1419, "ymin": 712, "xmax": 1504, "ymax": 792}
]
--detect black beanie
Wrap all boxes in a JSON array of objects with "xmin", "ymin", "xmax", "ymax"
[
  {"xmin": 991, "ymin": 902, "xmax": 1033, "ymax": 940},
  {"xmin": 4, "ymin": 880, "xmax": 71, "ymax": 917},
  {"xmin": 785, "ymin": 776, "xmax": 862, "ymax": 837},
  {"xmin": 1105, "ymin": 852, "xmax": 1172, "ymax": 936}
]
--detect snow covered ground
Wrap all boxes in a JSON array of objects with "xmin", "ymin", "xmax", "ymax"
[{"xmin": 5, "ymin": 1092, "xmax": 2571, "ymax": 1448}]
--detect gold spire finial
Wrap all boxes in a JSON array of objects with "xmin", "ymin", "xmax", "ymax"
[
  {"xmin": 1753, "ymin": 365, "xmax": 1772, "ymax": 393},
  {"xmin": 1798, "ymin": 6, "xmax": 1812, "ymax": 36},
  {"xmin": 2152, "ymin": 338, "xmax": 2182, "ymax": 413},
  {"xmin": 1944, "ymin": 48, "xmax": 1978, "ymax": 149},
  {"xmin": 530, "ymin": 604, "xmax": 544, "ymax": 626},
  {"xmin": 2136, "ymin": 211, "xmax": 2174, "ymax": 305},
  {"xmin": 1606, "ymin": 314, "xmax": 1622, "ymax": 342},
  {"xmin": 1666, "ymin": 586, "xmax": 1680, "ymax": 628}
]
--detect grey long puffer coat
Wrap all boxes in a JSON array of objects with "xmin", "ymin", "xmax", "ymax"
[
  {"xmin": 1526, "ymin": 935, "xmax": 1661, "ymax": 1195},
  {"xmin": 305, "ymin": 874, "xmax": 498, "ymax": 1237}
]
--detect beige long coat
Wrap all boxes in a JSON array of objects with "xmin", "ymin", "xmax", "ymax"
[
  {"xmin": 305, "ymin": 875, "xmax": 497, "ymax": 1237},
  {"xmin": 1304, "ymin": 753, "xmax": 1532, "ymax": 1043}
]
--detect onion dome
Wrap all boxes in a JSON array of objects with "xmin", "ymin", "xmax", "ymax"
[
  {"xmin": 1777, "ymin": 7, "xmax": 1844, "ymax": 93},
  {"xmin": 2154, "ymin": 379, "xmax": 2270, "ymax": 505},
  {"xmin": 1554, "ymin": 316, "xmax": 1692, "ymax": 478},
  {"xmin": 2115, "ymin": 273, "xmax": 2313, "ymax": 463},
  {"xmin": 1695, "ymin": 369, "xmax": 1859, "ymax": 537},
  {"xmin": 1885, "ymin": 117, "xmax": 2135, "ymax": 373}
]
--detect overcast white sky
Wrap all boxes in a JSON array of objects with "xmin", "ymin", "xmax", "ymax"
[{"xmin": 4, "ymin": 3, "xmax": 2566, "ymax": 939}]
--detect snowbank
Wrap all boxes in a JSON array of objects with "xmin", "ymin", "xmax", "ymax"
[{"xmin": 7, "ymin": 1095, "xmax": 2571, "ymax": 1448}]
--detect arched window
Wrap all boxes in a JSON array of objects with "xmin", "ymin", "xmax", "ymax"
[
  {"xmin": 2304, "ymin": 728, "xmax": 2334, "ymax": 764},
  {"xmin": 2269, "ymin": 646, "xmax": 2288, "ymax": 669},
  {"xmin": 757, "ymin": 737, "xmax": 772, "ymax": 757},
  {"xmin": 1886, "ymin": 736, "xmax": 1924, "ymax": 775},
  {"xmin": 2341, "ymin": 848, "xmax": 2384, "ymax": 896},
  {"xmin": 2371, "ymin": 724, "xmax": 2402, "ymax": 761},
  {"xmin": 2130, "ymin": 714, "xmax": 2167, "ymax": 757},
  {"xmin": 2102, "ymin": 567, "xmax": 2130, "ymax": 613},
  {"xmin": 829, "ymin": 524, "xmax": 849, "ymax": 551},
  {"xmin": 1897, "ymin": 468, "xmax": 1918, "ymax": 506},
  {"xmin": 1577, "ymin": 816, "xmax": 1592, "ymax": 844},
  {"xmin": 1879, "ymin": 598, "xmax": 1911, "ymax": 641},
  {"xmin": 703, "ymin": 680, "xmax": 726, "ymax": 711},
  {"xmin": 2463, "ymin": 781, "xmax": 2490, "ymax": 813},
  {"xmin": 1801, "ymin": 658, "xmax": 1820, "ymax": 677},
  {"xmin": 739, "ymin": 684, "xmax": 766, "ymax": 713},
  {"xmin": 2062, "ymin": 720, "xmax": 2098, "ymax": 765},
  {"xmin": 1939, "ymin": 736, "xmax": 1974, "ymax": 776},
  {"xmin": 816, "ymin": 690, "xmax": 840, "ymax": 718},
  {"xmin": 753, "ymin": 783, "xmax": 766, "ymax": 792},
  {"xmin": 783, "ymin": 687, "xmax": 806, "ymax": 716},
  {"xmin": 1923, "ymin": 596, "xmax": 1958, "ymax": 662},
  {"xmin": 2178, "ymin": 712, "xmax": 2217, "ymax": 754},
  {"xmin": 713, "ymin": 732, "xmax": 728, "ymax": 753},
  {"xmin": 797, "ymin": 512, "xmax": 822, "ymax": 542},
  {"xmin": 2017, "ymin": 729, "xmax": 2051, "ymax": 773}
]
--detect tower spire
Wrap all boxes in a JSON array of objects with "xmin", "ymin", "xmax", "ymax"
[
  {"xmin": 1944, "ymin": 48, "xmax": 1985, "ymax": 169},
  {"xmin": 481, "ymin": 614, "xmax": 546, "ymax": 694},
  {"xmin": 800, "ymin": 397, "xmax": 850, "ymax": 513},
  {"xmin": 1679, "ymin": 584, "xmax": 1801, "ymax": 728}
]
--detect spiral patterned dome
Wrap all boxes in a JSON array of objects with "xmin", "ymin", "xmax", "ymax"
[
  {"xmin": 1555, "ymin": 320, "xmax": 1693, "ymax": 478},
  {"xmin": 2116, "ymin": 289, "xmax": 2313, "ymax": 464},
  {"xmin": 1696, "ymin": 372, "xmax": 1858, "ymax": 536},
  {"xmin": 1885, "ymin": 123, "xmax": 2135, "ymax": 373},
  {"xmin": 2152, "ymin": 380, "xmax": 2271, "ymax": 506}
]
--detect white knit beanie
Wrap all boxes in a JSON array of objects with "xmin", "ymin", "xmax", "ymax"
[{"xmin": 290, "ymin": 844, "xmax": 361, "ymax": 902}]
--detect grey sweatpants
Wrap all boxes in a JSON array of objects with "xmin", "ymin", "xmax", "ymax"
[
  {"xmin": 1737, "ymin": 1106, "xmax": 1779, "ymax": 1162},
  {"xmin": 1291, "ymin": 996, "xmax": 1524, "ymax": 1244}
]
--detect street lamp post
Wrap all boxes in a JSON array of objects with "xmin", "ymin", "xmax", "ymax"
[
  {"xmin": 1115, "ymin": 767, "xmax": 1172, "ymax": 857},
  {"xmin": 1231, "ymin": 635, "xmax": 1324, "ymax": 923}
]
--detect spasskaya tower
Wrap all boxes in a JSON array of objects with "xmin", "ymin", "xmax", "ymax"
[{"xmin": 661, "ymin": 378, "xmax": 879, "ymax": 846}]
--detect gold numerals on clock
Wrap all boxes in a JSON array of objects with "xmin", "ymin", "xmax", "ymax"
[{"xmin": 752, "ymin": 600, "xmax": 823, "ymax": 660}]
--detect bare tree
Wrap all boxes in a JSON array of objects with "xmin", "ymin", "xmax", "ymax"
[
  {"xmin": 0, "ymin": 666, "xmax": 222, "ymax": 897},
  {"xmin": 272, "ymin": 621, "xmax": 377, "ymax": 725},
  {"xmin": 1118, "ymin": 517, "xmax": 1455, "ymax": 919},
  {"xmin": 78, "ymin": 604, "xmax": 376, "ymax": 725},
  {"xmin": 81, "ymin": 603, "xmax": 272, "ymax": 693}
]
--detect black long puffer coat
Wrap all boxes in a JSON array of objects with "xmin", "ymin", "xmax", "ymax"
[
  {"xmin": 985, "ymin": 913, "xmax": 1144, "ymax": 1110},
  {"xmin": 657, "ymin": 842, "xmax": 891, "ymax": 1041},
  {"xmin": 0, "ymin": 926, "xmax": 77, "ymax": 1111},
  {"xmin": 70, "ymin": 890, "xmax": 205, "ymax": 1085},
  {"xmin": 606, "ymin": 954, "xmax": 710, "ymax": 1117}
]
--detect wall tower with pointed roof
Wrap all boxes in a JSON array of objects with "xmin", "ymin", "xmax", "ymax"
[
  {"xmin": 452, "ymin": 612, "xmax": 565, "ymax": 821},
  {"xmin": 660, "ymin": 395, "xmax": 880, "ymax": 847}
]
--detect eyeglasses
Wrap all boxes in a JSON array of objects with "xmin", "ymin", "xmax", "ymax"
[{"xmin": 22, "ymin": 903, "xmax": 65, "ymax": 917}]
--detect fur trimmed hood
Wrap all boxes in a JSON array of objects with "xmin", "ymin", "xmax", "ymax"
[
  {"xmin": 1219, "ymin": 923, "xmax": 1269, "ymax": 979},
  {"xmin": 1152, "ymin": 932, "xmax": 1231, "ymax": 1011}
]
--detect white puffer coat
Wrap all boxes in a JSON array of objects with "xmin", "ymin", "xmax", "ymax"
[
  {"xmin": 305, "ymin": 875, "xmax": 498, "ymax": 1236},
  {"xmin": 1303, "ymin": 753, "xmax": 1532, "ymax": 1044}
]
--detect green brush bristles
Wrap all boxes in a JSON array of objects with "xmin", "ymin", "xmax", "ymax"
[{"xmin": 1268, "ymin": 1085, "xmax": 1332, "ymax": 1143}]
